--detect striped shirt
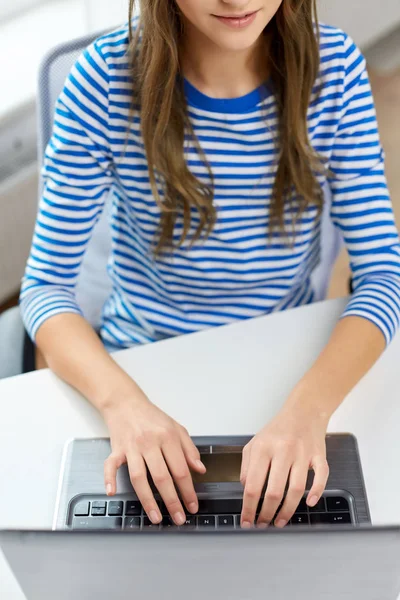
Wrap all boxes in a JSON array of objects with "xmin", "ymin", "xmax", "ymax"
[{"xmin": 21, "ymin": 21, "xmax": 400, "ymax": 352}]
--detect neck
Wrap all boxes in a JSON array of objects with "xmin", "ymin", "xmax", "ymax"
[{"xmin": 179, "ymin": 25, "xmax": 270, "ymax": 99}]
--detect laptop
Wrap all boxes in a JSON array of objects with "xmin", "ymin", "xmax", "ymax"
[
  {"xmin": 2, "ymin": 434, "xmax": 400, "ymax": 599},
  {"xmin": 2, "ymin": 526, "xmax": 400, "ymax": 599},
  {"xmin": 52, "ymin": 433, "xmax": 371, "ymax": 530}
]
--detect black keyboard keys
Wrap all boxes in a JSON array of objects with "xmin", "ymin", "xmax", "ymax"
[
  {"xmin": 310, "ymin": 512, "xmax": 351, "ymax": 525},
  {"xmin": 310, "ymin": 513, "xmax": 331, "ymax": 525},
  {"xmin": 91, "ymin": 501, "xmax": 106, "ymax": 516},
  {"xmin": 162, "ymin": 516, "xmax": 175, "ymax": 529},
  {"xmin": 72, "ymin": 517, "xmax": 122, "ymax": 530},
  {"xmin": 308, "ymin": 497, "xmax": 326, "ymax": 513},
  {"xmin": 327, "ymin": 497, "xmax": 350, "ymax": 512},
  {"xmin": 295, "ymin": 498, "xmax": 308, "ymax": 513},
  {"xmin": 329, "ymin": 513, "xmax": 351, "ymax": 524},
  {"xmin": 125, "ymin": 501, "xmax": 142, "ymax": 516},
  {"xmin": 74, "ymin": 502, "xmax": 90, "ymax": 517},
  {"xmin": 124, "ymin": 517, "xmax": 141, "ymax": 530},
  {"xmin": 198, "ymin": 499, "xmax": 242, "ymax": 515},
  {"xmin": 198, "ymin": 516, "xmax": 216, "ymax": 528},
  {"xmin": 291, "ymin": 514, "xmax": 309, "ymax": 525},
  {"xmin": 143, "ymin": 517, "xmax": 160, "ymax": 529},
  {"xmin": 108, "ymin": 501, "xmax": 123, "ymax": 516},
  {"xmin": 182, "ymin": 516, "xmax": 196, "ymax": 530},
  {"xmin": 218, "ymin": 515, "xmax": 234, "ymax": 527}
]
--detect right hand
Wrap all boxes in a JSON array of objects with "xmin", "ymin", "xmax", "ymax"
[{"xmin": 102, "ymin": 389, "xmax": 206, "ymax": 526}]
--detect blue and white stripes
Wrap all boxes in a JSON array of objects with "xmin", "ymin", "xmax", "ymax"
[{"xmin": 20, "ymin": 22, "xmax": 400, "ymax": 351}]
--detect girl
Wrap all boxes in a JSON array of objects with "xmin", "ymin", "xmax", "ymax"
[{"xmin": 21, "ymin": 0, "xmax": 400, "ymax": 529}]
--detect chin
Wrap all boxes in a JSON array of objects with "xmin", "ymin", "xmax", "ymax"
[{"xmin": 209, "ymin": 31, "xmax": 263, "ymax": 53}]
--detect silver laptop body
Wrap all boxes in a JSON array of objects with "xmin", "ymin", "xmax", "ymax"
[{"xmin": 1, "ymin": 526, "xmax": 400, "ymax": 600}]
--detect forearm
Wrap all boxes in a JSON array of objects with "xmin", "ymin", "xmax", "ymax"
[
  {"xmin": 35, "ymin": 314, "xmax": 143, "ymax": 413},
  {"xmin": 285, "ymin": 315, "xmax": 386, "ymax": 420}
]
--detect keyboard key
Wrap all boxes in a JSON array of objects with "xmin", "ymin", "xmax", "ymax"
[
  {"xmin": 235, "ymin": 515, "xmax": 241, "ymax": 528},
  {"xmin": 124, "ymin": 517, "xmax": 141, "ymax": 530},
  {"xmin": 182, "ymin": 516, "xmax": 196, "ymax": 530},
  {"xmin": 290, "ymin": 514, "xmax": 309, "ymax": 526},
  {"xmin": 198, "ymin": 499, "xmax": 242, "ymax": 514},
  {"xmin": 91, "ymin": 501, "xmax": 107, "ymax": 516},
  {"xmin": 295, "ymin": 498, "xmax": 308, "ymax": 513},
  {"xmin": 162, "ymin": 516, "xmax": 175, "ymax": 529},
  {"xmin": 74, "ymin": 502, "xmax": 90, "ymax": 517},
  {"xmin": 329, "ymin": 513, "xmax": 352, "ymax": 525},
  {"xmin": 308, "ymin": 497, "xmax": 326, "ymax": 513},
  {"xmin": 310, "ymin": 513, "xmax": 331, "ymax": 525},
  {"xmin": 197, "ymin": 516, "xmax": 216, "ymax": 528},
  {"xmin": 218, "ymin": 515, "xmax": 234, "ymax": 527},
  {"xmin": 125, "ymin": 501, "xmax": 142, "ymax": 516},
  {"xmin": 310, "ymin": 512, "xmax": 352, "ymax": 525},
  {"xmin": 72, "ymin": 517, "xmax": 122, "ymax": 530},
  {"xmin": 108, "ymin": 501, "xmax": 123, "ymax": 516},
  {"xmin": 326, "ymin": 497, "xmax": 350, "ymax": 512},
  {"xmin": 143, "ymin": 517, "xmax": 160, "ymax": 529}
]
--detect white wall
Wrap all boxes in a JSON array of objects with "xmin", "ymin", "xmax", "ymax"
[
  {"xmin": 318, "ymin": 0, "xmax": 400, "ymax": 49},
  {"xmin": 84, "ymin": 0, "xmax": 129, "ymax": 32}
]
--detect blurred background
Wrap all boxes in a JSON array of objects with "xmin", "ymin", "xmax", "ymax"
[{"xmin": 0, "ymin": 0, "xmax": 399, "ymax": 313}]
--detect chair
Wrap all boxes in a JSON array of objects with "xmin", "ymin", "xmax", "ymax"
[
  {"xmin": 0, "ymin": 30, "xmax": 344, "ymax": 379},
  {"xmin": 311, "ymin": 182, "xmax": 343, "ymax": 302},
  {"xmin": 37, "ymin": 29, "xmax": 114, "ymax": 329},
  {"xmin": 0, "ymin": 29, "xmax": 112, "ymax": 380}
]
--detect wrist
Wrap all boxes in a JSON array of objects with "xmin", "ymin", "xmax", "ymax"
[
  {"xmin": 95, "ymin": 373, "xmax": 149, "ymax": 417},
  {"xmin": 282, "ymin": 378, "xmax": 337, "ymax": 426}
]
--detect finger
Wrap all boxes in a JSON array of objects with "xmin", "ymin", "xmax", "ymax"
[
  {"xmin": 240, "ymin": 445, "xmax": 251, "ymax": 487},
  {"xmin": 258, "ymin": 457, "xmax": 291, "ymax": 527},
  {"xmin": 144, "ymin": 450, "xmax": 186, "ymax": 526},
  {"xmin": 179, "ymin": 429, "xmax": 206, "ymax": 474},
  {"xmin": 307, "ymin": 456, "xmax": 329, "ymax": 507},
  {"xmin": 127, "ymin": 452, "xmax": 162, "ymax": 524},
  {"xmin": 162, "ymin": 441, "xmax": 198, "ymax": 514},
  {"xmin": 241, "ymin": 451, "xmax": 271, "ymax": 528},
  {"xmin": 104, "ymin": 453, "xmax": 125, "ymax": 496},
  {"xmin": 274, "ymin": 461, "xmax": 309, "ymax": 528}
]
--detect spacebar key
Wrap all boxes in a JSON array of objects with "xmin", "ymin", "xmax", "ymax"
[
  {"xmin": 198, "ymin": 499, "xmax": 242, "ymax": 514},
  {"xmin": 72, "ymin": 517, "xmax": 122, "ymax": 530}
]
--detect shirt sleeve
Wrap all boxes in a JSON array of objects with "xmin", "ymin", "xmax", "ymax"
[
  {"xmin": 329, "ymin": 34, "xmax": 400, "ymax": 345},
  {"xmin": 20, "ymin": 39, "xmax": 113, "ymax": 340}
]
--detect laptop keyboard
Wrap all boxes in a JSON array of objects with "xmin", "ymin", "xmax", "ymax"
[{"xmin": 71, "ymin": 494, "xmax": 353, "ymax": 530}]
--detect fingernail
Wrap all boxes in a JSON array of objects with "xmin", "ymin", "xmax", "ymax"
[
  {"xmin": 150, "ymin": 510, "xmax": 160, "ymax": 524},
  {"xmin": 106, "ymin": 484, "xmax": 113, "ymax": 496},
  {"xmin": 188, "ymin": 502, "xmax": 198, "ymax": 514},
  {"xmin": 242, "ymin": 521, "xmax": 252, "ymax": 529},
  {"xmin": 196, "ymin": 460, "xmax": 205, "ymax": 471},
  {"xmin": 308, "ymin": 495, "xmax": 319, "ymax": 507},
  {"xmin": 275, "ymin": 519, "xmax": 287, "ymax": 528},
  {"xmin": 175, "ymin": 512, "xmax": 186, "ymax": 526},
  {"xmin": 257, "ymin": 522, "xmax": 268, "ymax": 530}
]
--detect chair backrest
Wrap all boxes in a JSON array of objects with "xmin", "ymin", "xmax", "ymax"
[
  {"xmin": 36, "ymin": 32, "xmax": 343, "ymax": 330},
  {"xmin": 311, "ymin": 183, "xmax": 344, "ymax": 302},
  {"xmin": 36, "ymin": 29, "xmax": 113, "ymax": 330}
]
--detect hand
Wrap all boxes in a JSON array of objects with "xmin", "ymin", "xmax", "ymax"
[
  {"xmin": 240, "ymin": 403, "xmax": 330, "ymax": 528},
  {"xmin": 101, "ymin": 389, "xmax": 206, "ymax": 526}
]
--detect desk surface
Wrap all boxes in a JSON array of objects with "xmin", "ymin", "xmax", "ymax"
[{"xmin": 2, "ymin": 297, "xmax": 400, "ymax": 599}]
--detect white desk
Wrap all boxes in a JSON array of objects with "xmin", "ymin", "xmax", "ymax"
[{"xmin": 2, "ymin": 297, "xmax": 400, "ymax": 598}]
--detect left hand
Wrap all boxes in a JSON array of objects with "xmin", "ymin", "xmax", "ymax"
[{"xmin": 240, "ymin": 403, "xmax": 330, "ymax": 529}]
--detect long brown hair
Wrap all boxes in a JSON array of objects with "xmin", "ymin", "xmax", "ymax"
[{"xmin": 126, "ymin": 0, "xmax": 324, "ymax": 251}]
